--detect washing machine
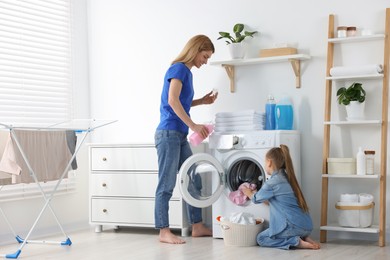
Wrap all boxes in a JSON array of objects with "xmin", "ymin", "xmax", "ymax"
[{"xmin": 178, "ymin": 130, "xmax": 300, "ymax": 238}]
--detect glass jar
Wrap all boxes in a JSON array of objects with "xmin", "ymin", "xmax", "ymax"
[
  {"xmin": 347, "ymin": 26, "xmax": 357, "ymax": 37},
  {"xmin": 364, "ymin": 150, "xmax": 375, "ymax": 175},
  {"xmin": 337, "ymin": 26, "xmax": 348, "ymax": 37}
]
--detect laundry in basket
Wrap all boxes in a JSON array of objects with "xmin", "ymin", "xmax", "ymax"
[
  {"xmin": 335, "ymin": 201, "xmax": 374, "ymax": 228},
  {"xmin": 217, "ymin": 212, "xmax": 264, "ymax": 246}
]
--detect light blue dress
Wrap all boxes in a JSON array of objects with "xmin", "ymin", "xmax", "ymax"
[{"xmin": 251, "ymin": 169, "xmax": 313, "ymax": 249}]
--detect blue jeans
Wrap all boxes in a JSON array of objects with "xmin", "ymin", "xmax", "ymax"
[
  {"xmin": 257, "ymin": 221, "xmax": 312, "ymax": 250},
  {"xmin": 154, "ymin": 130, "xmax": 202, "ymax": 229}
]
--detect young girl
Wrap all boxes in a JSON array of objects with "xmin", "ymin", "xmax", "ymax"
[{"xmin": 242, "ymin": 144, "xmax": 320, "ymax": 250}]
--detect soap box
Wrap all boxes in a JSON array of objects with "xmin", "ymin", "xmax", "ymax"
[
  {"xmin": 327, "ymin": 158, "xmax": 356, "ymax": 175},
  {"xmin": 259, "ymin": 47, "xmax": 297, "ymax": 58}
]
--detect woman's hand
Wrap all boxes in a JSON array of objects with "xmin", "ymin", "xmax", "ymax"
[
  {"xmin": 201, "ymin": 90, "xmax": 218, "ymax": 105},
  {"xmin": 191, "ymin": 124, "xmax": 211, "ymax": 139}
]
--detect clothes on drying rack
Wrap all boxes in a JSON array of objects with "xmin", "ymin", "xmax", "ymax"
[
  {"xmin": 66, "ymin": 130, "xmax": 78, "ymax": 170},
  {"xmin": 0, "ymin": 130, "xmax": 77, "ymax": 184},
  {"xmin": 0, "ymin": 131, "xmax": 19, "ymax": 185}
]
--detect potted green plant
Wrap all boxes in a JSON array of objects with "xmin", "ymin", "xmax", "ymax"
[
  {"xmin": 217, "ymin": 23, "xmax": 258, "ymax": 59},
  {"xmin": 336, "ymin": 82, "xmax": 366, "ymax": 120}
]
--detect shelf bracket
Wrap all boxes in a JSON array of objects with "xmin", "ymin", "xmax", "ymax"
[
  {"xmin": 222, "ymin": 65, "xmax": 235, "ymax": 92},
  {"xmin": 289, "ymin": 58, "xmax": 301, "ymax": 88}
]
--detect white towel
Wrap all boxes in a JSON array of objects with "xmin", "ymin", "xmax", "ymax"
[
  {"xmin": 330, "ymin": 64, "xmax": 383, "ymax": 77},
  {"xmin": 359, "ymin": 193, "xmax": 374, "ymax": 203},
  {"xmin": 227, "ymin": 212, "xmax": 256, "ymax": 225},
  {"xmin": 214, "ymin": 125, "xmax": 263, "ymax": 132},
  {"xmin": 340, "ymin": 193, "xmax": 359, "ymax": 202},
  {"xmin": 215, "ymin": 119, "xmax": 264, "ymax": 127},
  {"xmin": 216, "ymin": 110, "xmax": 262, "ymax": 118},
  {"xmin": 215, "ymin": 115, "xmax": 264, "ymax": 123}
]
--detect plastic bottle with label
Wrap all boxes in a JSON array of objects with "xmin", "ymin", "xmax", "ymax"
[
  {"xmin": 356, "ymin": 147, "xmax": 366, "ymax": 175},
  {"xmin": 265, "ymin": 95, "xmax": 276, "ymax": 130},
  {"xmin": 275, "ymin": 97, "xmax": 294, "ymax": 130},
  {"xmin": 189, "ymin": 124, "xmax": 214, "ymax": 146}
]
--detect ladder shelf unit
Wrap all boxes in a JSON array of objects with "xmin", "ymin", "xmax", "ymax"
[{"xmin": 320, "ymin": 9, "xmax": 390, "ymax": 247}]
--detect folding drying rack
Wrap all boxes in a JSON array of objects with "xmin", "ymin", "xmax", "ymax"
[{"xmin": 0, "ymin": 119, "xmax": 116, "ymax": 259}]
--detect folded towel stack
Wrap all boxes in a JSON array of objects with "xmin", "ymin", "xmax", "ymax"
[
  {"xmin": 339, "ymin": 193, "xmax": 374, "ymax": 203},
  {"xmin": 214, "ymin": 110, "xmax": 265, "ymax": 133},
  {"xmin": 330, "ymin": 64, "xmax": 383, "ymax": 77}
]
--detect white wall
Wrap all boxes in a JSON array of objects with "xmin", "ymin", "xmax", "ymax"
[{"xmin": 87, "ymin": 0, "xmax": 390, "ymax": 241}]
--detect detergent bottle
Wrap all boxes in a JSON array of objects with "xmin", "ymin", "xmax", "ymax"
[
  {"xmin": 275, "ymin": 97, "xmax": 294, "ymax": 130},
  {"xmin": 356, "ymin": 147, "xmax": 366, "ymax": 175},
  {"xmin": 265, "ymin": 95, "xmax": 276, "ymax": 130},
  {"xmin": 189, "ymin": 124, "xmax": 214, "ymax": 146}
]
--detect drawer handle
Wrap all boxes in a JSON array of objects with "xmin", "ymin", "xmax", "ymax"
[
  {"xmin": 103, "ymin": 209, "xmax": 107, "ymax": 213},
  {"xmin": 102, "ymin": 157, "xmax": 107, "ymax": 162},
  {"xmin": 102, "ymin": 183, "xmax": 107, "ymax": 187}
]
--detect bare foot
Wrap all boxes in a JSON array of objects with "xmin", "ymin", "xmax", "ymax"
[
  {"xmin": 191, "ymin": 223, "xmax": 212, "ymax": 237},
  {"xmin": 296, "ymin": 238, "xmax": 320, "ymax": 249},
  {"xmin": 304, "ymin": 237, "xmax": 321, "ymax": 249},
  {"xmin": 159, "ymin": 228, "xmax": 185, "ymax": 244}
]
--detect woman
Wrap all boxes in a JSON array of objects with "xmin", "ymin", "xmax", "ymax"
[
  {"xmin": 242, "ymin": 145, "xmax": 320, "ymax": 250},
  {"xmin": 155, "ymin": 35, "xmax": 218, "ymax": 244}
]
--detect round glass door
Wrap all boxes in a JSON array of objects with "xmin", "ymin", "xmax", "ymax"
[{"xmin": 179, "ymin": 153, "xmax": 225, "ymax": 208}]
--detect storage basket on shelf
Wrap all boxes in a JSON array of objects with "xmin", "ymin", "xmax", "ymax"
[
  {"xmin": 219, "ymin": 219, "xmax": 264, "ymax": 246},
  {"xmin": 335, "ymin": 202, "xmax": 374, "ymax": 228},
  {"xmin": 327, "ymin": 158, "xmax": 356, "ymax": 175}
]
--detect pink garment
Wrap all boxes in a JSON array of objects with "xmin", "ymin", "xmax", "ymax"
[
  {"xmin": 0, "ymin": 133, "xmax": 22, "ymax": 176},
  {"xmin": 228, "ymin": 182, "xmax": 257, "ymax": 205}
]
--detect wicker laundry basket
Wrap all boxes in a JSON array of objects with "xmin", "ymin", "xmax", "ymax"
[{"xmin": 220, "ymin": 219, "xmax": 264, "ymax": 246}]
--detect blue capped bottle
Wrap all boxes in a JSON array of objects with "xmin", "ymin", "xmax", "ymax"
[
  {"xmin": 275, "ymin": 97, "xmax": 294, "ymax": 130},
  {"xmin": 265, "ymin": 95, "xmax": 276, "ymax": 130}
]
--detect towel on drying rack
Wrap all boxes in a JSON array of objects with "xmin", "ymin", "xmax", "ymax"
[{"xmin": 0, "ymin": 130, "xmax": 75, "ymax": 184}]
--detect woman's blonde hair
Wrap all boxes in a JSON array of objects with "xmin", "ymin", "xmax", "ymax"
[
  {"xmin": 172, "ymin": 35, "xmax": 215, "ymax": 65},
  {"xmin": 266, "ymin": 144, "xmax": 309, "ymax": 212}
]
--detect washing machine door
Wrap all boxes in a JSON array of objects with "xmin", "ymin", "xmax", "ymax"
[{"xmin": 179, "ymin": 153, "xmax": 225, "ymax": 208}]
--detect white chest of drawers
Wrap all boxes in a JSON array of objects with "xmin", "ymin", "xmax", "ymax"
[{"xmin": 89, "ymin": 143, "xmax": 190, "ymax": 236}]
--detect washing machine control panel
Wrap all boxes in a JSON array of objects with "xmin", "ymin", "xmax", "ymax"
[
  {"xmin": 209, "ymin": 131, "xmax": 276, "ymax": 150},
  {"xmin": 234, "ymin": 133, "xmax": 274, "ymax": 149}
]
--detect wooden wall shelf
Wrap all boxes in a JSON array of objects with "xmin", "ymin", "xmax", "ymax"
[{"xmin": 210, "ymin": 54, "xmax": 310, "ymax": 92}]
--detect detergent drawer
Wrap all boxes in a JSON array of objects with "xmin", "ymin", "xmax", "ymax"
[{"xmin": 90, "ymin": 198, "xmax": 182, "ymax": 227}]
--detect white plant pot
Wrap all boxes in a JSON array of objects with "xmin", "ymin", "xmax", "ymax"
[
  {"xmin": 228, "ymin": 42, "xmax": 246, "ymax": 59},
  {"xmin": 345, "ymin": 101, "xmax": 365, "ymax": 121}
]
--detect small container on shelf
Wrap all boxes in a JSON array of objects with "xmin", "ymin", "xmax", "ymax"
[
  {"xmin": 347, "ymin": 26, "xmax": 357, "ymax": 37},
  {"xmin": 337, "ymin": 26, "xmax": 348, "ymax": 37},
  {"xmin": 356, "ymin": 147, "xmax": 366, "ymax": 175},
  {"xmin": 327, "ymin": 158, "xmax": 356, "ymax": 175},
  {"xmin": 364, "ymin": 150, "xmax": 375, "ymax": 175}
]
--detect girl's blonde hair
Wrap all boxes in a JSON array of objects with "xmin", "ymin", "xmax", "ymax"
[
  {"xmin": 266, "ymin": 144, "xmax": 309, "ymax": 212},
  {"xmin": 172, "ymin": 35, "xmax": 215, "ymax": 65}
]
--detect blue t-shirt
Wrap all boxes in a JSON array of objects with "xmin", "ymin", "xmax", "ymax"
[{"xmin": 157, "ymin": 62, "xmax": 194, "ymax": 134}]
